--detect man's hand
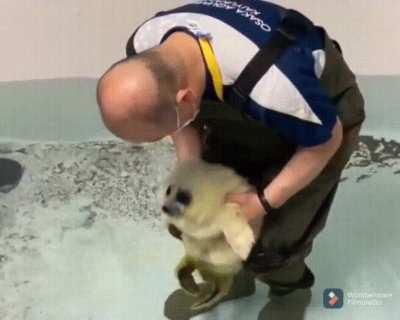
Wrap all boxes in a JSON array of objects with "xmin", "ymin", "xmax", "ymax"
[{"xmin": 225, "ymin": 191, "xmax": 267, "ymax": 222}]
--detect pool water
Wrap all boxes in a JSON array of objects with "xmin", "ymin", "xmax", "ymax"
[{"xmin": 0, "ymin": 76, "xmax": 399, "ymax": 319}]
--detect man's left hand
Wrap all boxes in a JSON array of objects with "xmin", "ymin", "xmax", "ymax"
[{"xmin": 225, "ymin": 191, "xmax": 267, "ymax": 222}]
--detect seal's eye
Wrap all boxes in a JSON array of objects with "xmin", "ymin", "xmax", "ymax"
[
  {"xmin": 166, "ymin": 185, "xmax": 172, "ymax": 196},
  {"xmin": 176, "ymin": 190, "xmax": 192, "ymax": 206}
]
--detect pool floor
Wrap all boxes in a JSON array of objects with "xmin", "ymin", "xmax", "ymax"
[{"xmin": 0, "ymin": 134, "xmax": 399, "ymax": 320}]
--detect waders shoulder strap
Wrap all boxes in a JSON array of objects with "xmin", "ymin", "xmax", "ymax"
[{"xmin": 226, "ymin": 9, "xmax": 314, "ymax": 111}]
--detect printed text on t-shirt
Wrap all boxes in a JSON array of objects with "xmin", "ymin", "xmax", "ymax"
[{"xmin": 197, "ymin": 0, "xmax": 272, "ymax": 32}]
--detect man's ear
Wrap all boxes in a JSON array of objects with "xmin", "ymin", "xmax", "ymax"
[{"xmin": 176, "ymin": 88, "xmax": 196, "ymax": 107}]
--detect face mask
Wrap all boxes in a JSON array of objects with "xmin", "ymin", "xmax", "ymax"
[{"xmin": 174, "ymin": 104, "xmax": 199, "ymax": 132}]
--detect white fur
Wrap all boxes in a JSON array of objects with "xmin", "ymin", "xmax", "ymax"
[{"xmin": 164, "ymin": 160, "xmax": 263, "ymax": 271}]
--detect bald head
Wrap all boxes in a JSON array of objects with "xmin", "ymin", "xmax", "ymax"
[{"xmin": 97, "ymin": 50, "xmax": 182, "ymax": 143}]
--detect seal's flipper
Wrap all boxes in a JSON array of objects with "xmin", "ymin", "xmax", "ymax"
[
  {"xmin": 176, "ymin": 256, "xmax": 200, "ymax": 296},
  {"xmin": 191, "ymin": 274, "xmax": 234, "ymax": 311}
]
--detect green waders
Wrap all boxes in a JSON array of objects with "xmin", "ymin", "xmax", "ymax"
[{"xmin": 192, "ymin": 30, "xmax": 366, "ymax": 288}]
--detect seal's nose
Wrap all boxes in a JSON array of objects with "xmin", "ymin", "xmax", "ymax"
[
  {"xmin": 162, "ymin": 205, "xmax": 171, "ymax": 214},
  {"xmin": 162, "ymin": 204, "xmax": 182, "ymax": 217}
]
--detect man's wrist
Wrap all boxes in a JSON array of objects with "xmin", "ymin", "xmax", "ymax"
[
  {"xmin": 257, "ymin": 184, "xmax": 284, "ymax": 210},
  {"xmin": 257, "ymin": 188, "xmax": 276, "ymax": 213}
]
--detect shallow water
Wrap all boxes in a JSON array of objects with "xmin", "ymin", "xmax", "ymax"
[{"xmin": 0, "ymin": 134, "xmax": 399, "ymax": 320}]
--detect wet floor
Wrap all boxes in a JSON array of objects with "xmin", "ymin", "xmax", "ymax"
[{"xmin": 0, "ymin": 134, "xmax": 399, "ymax": 320}]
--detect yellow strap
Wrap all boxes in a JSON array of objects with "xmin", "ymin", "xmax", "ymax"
[{"xmin": 198, "ymin": 38, "xmax": 224, "ymax": 101}]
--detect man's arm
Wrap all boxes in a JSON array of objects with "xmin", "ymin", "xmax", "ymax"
[
  {"xmin": 171, "ymin": 125, "xmax": 203, "ymax": 162},
  {"xmin": 263, "ymin": 117, "xmax": 343, "ymax": 209}
]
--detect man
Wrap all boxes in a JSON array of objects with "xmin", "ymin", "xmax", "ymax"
[{"xmin": 97, "ymin": 0, "xmax": 365, "ymax": 304}]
